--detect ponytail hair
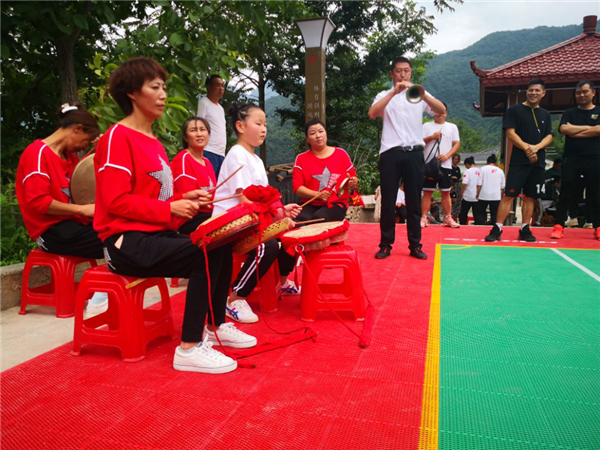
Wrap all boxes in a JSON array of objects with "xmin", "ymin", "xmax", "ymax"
[
  {"xmin": 57, "ymin": 102, "xmax": 100, "ymax": 138},
  {"xmin": 228, "ymin": 103, "xmax": 260, "ymax": 136}
]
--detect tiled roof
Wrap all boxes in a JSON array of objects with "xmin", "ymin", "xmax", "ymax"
[
  {"xmin": 460, "ymin": 146, "xmax": 500, "ymax": 164},
  {"xmin": 471, "ymin": 32, "xmax": 600, "ymax": 86}
]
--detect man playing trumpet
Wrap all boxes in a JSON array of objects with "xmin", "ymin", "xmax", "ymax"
[{"xmin": 368, "ymin": 56, "xmax": 446, "ymax": 260}]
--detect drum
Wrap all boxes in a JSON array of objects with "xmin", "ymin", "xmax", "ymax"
[
  {"xmin": 281, "ymin": 220, "xmax": 349, "ymax": 254},
  {"xmin": 232, "ymin": 218, "xmax": 292, "ymax": 255},
  {"xmin": 70, "ymin": 155, "xmax": 96, "ymax": 204},
  {"xmin": 190, "ymin": 203, "xmax": 260, "ymax": 251}
]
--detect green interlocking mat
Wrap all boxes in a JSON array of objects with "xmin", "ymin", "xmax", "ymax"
[{"xmin": 439, "ymin": 245, "xmax": 600, "ymax": 450}]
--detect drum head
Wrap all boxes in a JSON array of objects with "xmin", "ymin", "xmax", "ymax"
[
  {"xmin": 281, "ymin": 220, "xmax": 349, "ymax": 252},
  {"xmin": 190, "ymin": 204, "xmax": 260, "ymax": 251},
  {"xmin": 71, "ymin": 156, "xmax": 95, "ymax": 205}
]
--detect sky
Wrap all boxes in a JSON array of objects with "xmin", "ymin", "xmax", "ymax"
[{"xmin": 417, "ymin": 0, "xmax": 599, "ymax": 54}]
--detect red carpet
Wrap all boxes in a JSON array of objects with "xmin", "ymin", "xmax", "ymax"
[{"xmin": 1, "ymin": 223, "xmax": 595, "ymax": 450}]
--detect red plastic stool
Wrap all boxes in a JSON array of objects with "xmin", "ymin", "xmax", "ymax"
[
  {"xmin": 170, "ymin": 278, "xmax": 180, "ymax": 287},
  {"xmin": 232, "ymin": 253, "xmax": 280, "ymax": 313},
  {"xmin": 71, "ymin": 265, "xmax": 176, "ymax": 362},
  {"xmin": 300, "ymin": 244, "xmax": 365, "ymax": 322},
  {"xmin": 20, "ymin": 249, "xmax": 98, "ymax": 318}
]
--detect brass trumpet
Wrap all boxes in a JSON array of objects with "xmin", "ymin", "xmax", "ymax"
[{"xmin": 406, "ymin": 85, "xmax": 424, "ymax": 104}]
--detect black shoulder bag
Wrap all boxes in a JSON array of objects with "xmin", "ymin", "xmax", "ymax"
[{"xmin": 424, "ymin": 137, "xmax": 444, "ymax": 181}]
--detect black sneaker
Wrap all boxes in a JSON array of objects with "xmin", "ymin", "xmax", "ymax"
[
  {"xmin": 518, "ymin": 225, "xmax": 536, "ymax": 242},
  {"xmin": 485, "ymin": 225, "xmax": 502, "ymax": 242},
  {"xmin": 409, "ymin": 246, "xmax": 428, "ymax": 260},
  {"xmin": 375, "ymin": 246, "xmax": 391, "ymax": 259}
]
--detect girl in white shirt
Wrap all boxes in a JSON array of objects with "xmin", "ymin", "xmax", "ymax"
[{"xmin": 214, "ymin": 104, "xmax": 300, "ymax": 324}]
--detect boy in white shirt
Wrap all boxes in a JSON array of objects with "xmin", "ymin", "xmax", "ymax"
[
  {"xmin": 421, "ymin": 102, "xmax": 461, "ymax": 228},
  {"xmin": 459, "ymin": 157, "xmax": 481, "ymax": 225},
  {"xmin": 475, "ymin": 154, "xmax": 505, "ymax": 224}
]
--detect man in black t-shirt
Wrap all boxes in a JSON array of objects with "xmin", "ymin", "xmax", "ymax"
[
  {"xmin": 485, "ymin": 78, "xmax": 553, "ymax": 242},
  {"xmin": 550, "ymin": 80, "xmax": 600, "ymax": 240}
]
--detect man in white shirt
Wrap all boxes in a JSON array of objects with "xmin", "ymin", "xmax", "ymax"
[
  {"xmin": 197, "ymin": 75, "xmax": 227, "ymax": 176},
  {"xmin": 459, "ymin": 157, "xmax": 481, "ymax": 225},
  {"xmin": 475, "ymin": 154, "xmax": 505, "ymax": 225},
  {"xmin": 421, "ymin": 102, "xmax": 461, "ymax": 228},
  {"xmin": 368, "ymin": 56, "xmax": 446, "ymax": 260}
]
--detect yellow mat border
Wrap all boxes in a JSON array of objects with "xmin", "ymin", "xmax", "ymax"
[{"xmin": 418, "ymin": 243, "xmax": 441, "ymax": 450}]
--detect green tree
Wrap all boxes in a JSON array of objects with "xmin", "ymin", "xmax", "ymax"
[
  {"xmin": 449, "ymin": 119, "xmax": 485, "ymax": 154},
  {"xmin": 266, "ymin": 1, "xmax": 462, "ymax": 193}
]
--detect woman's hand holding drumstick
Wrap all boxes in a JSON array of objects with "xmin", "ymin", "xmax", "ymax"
[
  {"xmin": 347, "ymin": 176, "xmax": 358, "ymax": 190},
  {"xmin": 300, "ymin": 178, "xmax": 340, "ymax": 208}
]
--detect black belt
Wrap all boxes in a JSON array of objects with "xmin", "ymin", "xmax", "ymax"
[{"xmin": 389, "ymin": 145, "xmax": 424, "ymax": 152}]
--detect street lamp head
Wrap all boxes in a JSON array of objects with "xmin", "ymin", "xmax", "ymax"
[{"xmin": 295, "ymin": 17, "xmax": 335, "ymax": 49}]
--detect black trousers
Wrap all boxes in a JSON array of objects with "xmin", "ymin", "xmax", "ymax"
[
  {"xmin": 233, "ymin": 239, "xmax": 279, "ymax": 298},
  {"xmin": 474, "ymin": 200, "xmax": 500, "ymax": 225},
  {"xmin": 555, "ymin": 156, "xmax": 600, "ymax": 228},
  {"xmin": 278, "ymin": 203, "xmax": 348, "ymax": 277},
  {"xmin": 379, "ymin": 149, "xmax": 424, "ymax": 250},
  {"xmin": 459, "ymin": 200, "xmax": 479, "ymax": 225},
  {"xmin": 37, "ymin": 220, "xmax": 104, "ymax": 259},
  {"xmin": 178, "ymin": 211, "xmax": 212, "ymax": 235},
  {"xmin": 103, "ymin": 231, "xmax": 231, "ymax": 343}
]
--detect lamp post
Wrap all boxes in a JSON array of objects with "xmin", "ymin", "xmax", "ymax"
[{"xmin": 295, "ymin": 17, "xmax": 335, "ymax": 124}]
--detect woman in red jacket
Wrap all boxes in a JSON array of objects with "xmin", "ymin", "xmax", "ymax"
[
  {"xmin": 292, "ymin": 119, "xmax": 358, "ymax": 222},
  {"xmin": 94, "ymin": 57, "xmax": 255, "ymax": 374},
  {"xmin": 15, "ymin": 103, "xmax": 110, "ymax": 314},
  {"xmin": 171, "ymin": 117, "xmax": 217, "ymax": 234},
  {"xmin": 279, "ymin": 119, "xmax": 359, "ymax": 293},
  {"xmin": 16, "ymin": 102, "xmax": 101, "ymax": 256}
]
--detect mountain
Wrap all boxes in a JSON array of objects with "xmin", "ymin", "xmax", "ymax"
[{"xmin": 422, "ymin": 23, "xmax": 582, "ymax": 148}]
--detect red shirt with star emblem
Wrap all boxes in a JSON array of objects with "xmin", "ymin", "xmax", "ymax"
[
  {"xmin": 94, "ymin": 124, "xmax": 183, "ymax": 241},
  {"xmin": 292, "ymin": 147, "xmax": 357, "ymax": 206},
  {"xmin": 15, "ymin": 140, "xmax": 88, "ymax": 240},
  {"xmin": 171, "ymin": 150, "xmax": 216, "ymax": 213}
]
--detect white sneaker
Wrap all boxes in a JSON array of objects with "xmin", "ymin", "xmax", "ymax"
[
  {"xmin": 226, "ymin": 299, "xmax": 259, "ymax": 323},
  {"xmin": 204, "ymin": 323, "xmax": 257, "ymax": 348},
  {"xmin": 280, "ymin": 279, "xmax": 301, "ymax": 295},
  {"xmin": 443, "ymin": 215, "xmax": 460, "ymax": 228},
  {"xmin": 85, "ymin": 292, "xmax": 108, "ymax": 317},
  {"xmin": 565, "ymin": 217, "xmax": 579, "ymax": 227},
  {"xmin": 583, "ymin": 222, "xmax": 593, "ymax": 229},
  {"xmin": 420, "ymin": 216, "xmax": 429, "ymax": 228},
  {"xmin": 173, "ymin": 337, "xmax": 237, "ymax": 374}
]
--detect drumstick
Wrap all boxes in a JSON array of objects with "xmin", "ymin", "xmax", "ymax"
[
  {"xmin": 200, "ymin": 193, "xmax": 243, "ymax": 206},
  {"xmin": 294, "ymin": 218, "xmax": 325, "ymax": 226},
  {"xmin": 125, "ymin": 278, "xmax": 146, "ymax": 290},
  {"xmin": 300, "ymin": 178, "xmax": 340, "ymax": 208},
  {"xmin": 207, "ymin": 166, "xmax": 243, "ymax": 194},
  {"xmin": 299, "ymin": 191, "xmax": 323, "ymax": 208}
]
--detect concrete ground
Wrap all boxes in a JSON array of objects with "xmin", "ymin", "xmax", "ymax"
[{"xmin": 1, "ymin": 280, "xmax": 187, "ymax": 372}]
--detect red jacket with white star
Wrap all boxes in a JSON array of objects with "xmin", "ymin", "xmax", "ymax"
[
  {"xmin": 292, "ymin": 147, "xmax": 357, "ymax": 207},
  {"xmin": 15, "ymin": 140, "xmax": 88, "ymax": 240},
  {"xmin": 171, "ymin": 150, "xmax": 216, "ymax": 213},
  {"xmin": 94, "ymin": 124, "xmax": 183, "ymax": 241}
]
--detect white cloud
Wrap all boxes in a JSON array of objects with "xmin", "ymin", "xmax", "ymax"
[{"xmin": 417, "ymin": 0, "xmax": 599, "ymax": 54}]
